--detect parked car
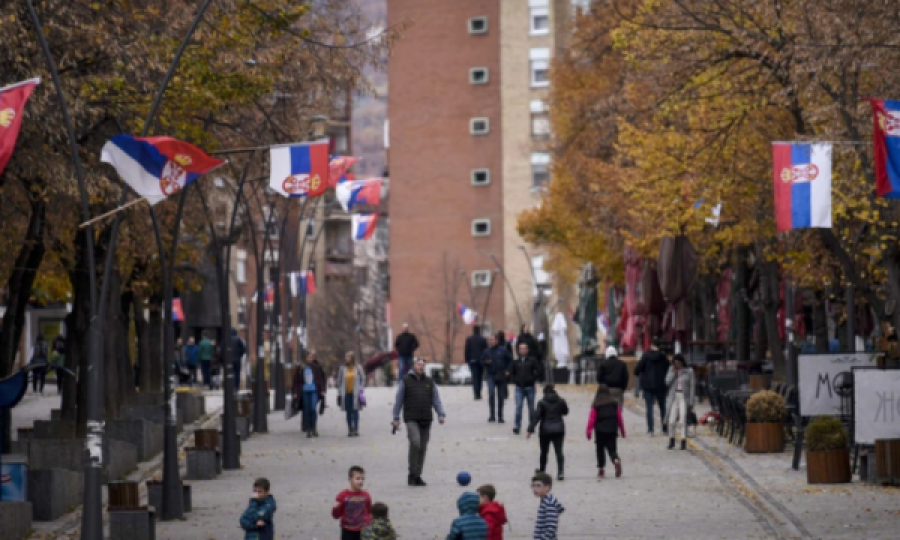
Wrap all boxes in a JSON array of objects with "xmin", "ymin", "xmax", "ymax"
[{"xmin": 449, "ymin": 364, "xmax": 472, "ymax": 385}]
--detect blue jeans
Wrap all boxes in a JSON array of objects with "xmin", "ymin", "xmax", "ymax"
[
  {"xmin": 344, "ymin": 394, "xmax": 359, "ymax": 430},
  {"xmin": 643, "ymin": 388, "xmax": 667, "ymax": 434},
  {"xmin": 302, "ymin": 391, "xmax": 318, "ymax": 432},
  {"xmin": 200, "ymin": 362, "xmax": 212, "ymax": 389},
  {"xmin": 514, "ymin": 386, "xmax": 536, "ymax": 430},
  {"xmin": 399, "ymin": 356, "xmax": 413, "ymax": 378}
]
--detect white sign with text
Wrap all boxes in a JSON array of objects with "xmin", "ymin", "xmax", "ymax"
[
  {"xmin": 853, "ymin": 369, "xmax": 900, "ymax": 445},
  {"xmin": 798, "ymin": 353, "xmax": 878, "ymax": 416}
]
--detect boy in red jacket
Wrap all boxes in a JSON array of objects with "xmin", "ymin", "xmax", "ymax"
[
  {"xmin": 476, "ymin": 484, "xmax": 507, "ymax": 540},
  {"xmin": 332, "ymin": 466, "xmax": 372, "ymax": 540}
]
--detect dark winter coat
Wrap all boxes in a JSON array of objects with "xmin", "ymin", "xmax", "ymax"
[
  {"xmin": 482, "ymin": 345, "xmax": 513, "ymax": 381},
  {"xmin": 528, "ymin": 390, "xmax": 569, "ymax": 435},
  {"xmin": 597, "ymin": 355, "xmax": 629, "ymax": 390},
  {"xmin": 508, "ymin": 356, "xmax": 541, "ymax": 388},
  {"xmin": 239, "ymin": 495, "xmax": 277, "ymax": 540},
  {"xmin": 394, "ymin": 331, "xmax": 419, "ymax": 357},
  {"xmin": 634, "ymin": 349, "xmax": 669, "ymax": 392},
  {"xmin": 465, "ymin": 333, "xmax": 488, "ymax": 365}
]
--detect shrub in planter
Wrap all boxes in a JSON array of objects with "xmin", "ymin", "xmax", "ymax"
[
  {"xmin": 745, "ymin": 390, "xmax": 786, "ymax": 453},
  {"xmin": 805, "ymin": 416, "xmax": 851, "ymax": 484}
]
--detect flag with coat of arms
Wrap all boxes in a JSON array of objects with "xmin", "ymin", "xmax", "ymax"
[
  {"xmin": 0, "ymin": 78, "xmax": 40, "ymax": 176},
  {"xmin": 269, "ymin": 141, "xmax": 330, "ymax": 198},
  {"xmin": 772, "ymin": 142, "xmax": 832, "ymax": 232},
  {"xmin": 869, "ymin": 99, "xmax": 900, "ymax": 198}
]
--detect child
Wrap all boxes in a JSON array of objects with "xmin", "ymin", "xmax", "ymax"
[
  {"xmin": 526, "ymin": 384, "xmax": 569, "ymax": 481},
  {"xmin": 361, "ymin": 502, "xmax": 397, "ymax": 540},
  {"xmin": 332, "ymin": 465, "xmax": 373, "ymax": 540},
  {"xmin": 586, "ymin": 383, "xmax": 626, "ymax": 478},
  {"xmin": 239, "ymin": 477, "xmax": 277, "ymax": 540},
  {"xmin": 476, "ymin": 484, "xmax": 507, "ymax": 540},
  {"xmin": 531, "ymin": 472, "xmax": 564, "ymax": 540},
  {"xmin": 446, "ymin": 491, "xmax": 488, "ymax": 540}
]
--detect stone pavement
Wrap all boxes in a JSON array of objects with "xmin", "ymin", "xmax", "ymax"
[{"xmin": 148, "ymin": 384, "xmax": 897, "ymax": 540}]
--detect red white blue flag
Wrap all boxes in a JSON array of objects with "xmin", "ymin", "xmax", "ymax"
[
  {"xmin": 328, "ymin": 156, "xmax": 360, "ymax": 188},
  {"xmin": 337, "ymin": 178, "xmax": 382, "ymax": 212},
  {"xmin": 172, "ymin": 298, "xmax": 185, "ymax": 321},
  {"xmin": 269, "ymin": 141, "xmax": 330, "ymax": 198},
  {"xmin": 869, "ymin": 99, "xmax": 900, "ymax": 198},
  {"xmin": 289, "ymin": 271, "xmax": 316, "ymax": 297},
  {"xmin": 101, "ymin": 135, "xmax": 225, "ymax": 205},
  {"xmin": 351, "ymin": 213, "xmax": 378, "ymax": 241},
  {"xmin": 0, "ymin": 78, "xmax": 40, "ymax": 176},
  {"xmin": 458, "ymin": 304, "xmax": 477, "ymax": 325},
  {"xmin": 772, "ymin": 142, "xmax": 832, "ymax": 232}
]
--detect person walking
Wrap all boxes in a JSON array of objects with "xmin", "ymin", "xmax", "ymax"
[
  {"xmin": 391, "ymin": 357, "xmax": 446, "ymax": 487},
  {"xmin": 198, "ymin": 331, "xmax": 215, "ymax": 389},
  {"xmin": 527, "ymin": 384, "xmax": 569, "ymax": 481},
  {"xmin": 464, "ymin": 325, "xmax": 488, "ymax": 400},
  {"xmin": 51, "ymin": 333, "xmax": 66, "ymax": 394},
  {"xmin": 184, "ymin": 336, "xmax": 199, "ymax": 386},
  {"xmin": 508, "ymin": 342, "xmax": 542, "ymax": 435},
  {"xmin": 665, "ymin": 354, "xmax": 695, "ymax": 451},
  {"xmin": 597, "ymin": 346, "xmax": 629, "ymax": 406},
  {"xmin": 633, "ymin": 339, "xmax": 669, "ymax": 436},
  {"xmin": 483, "ymin": 334, "xmax": 512, "ymax": 423},
  {"xmin": 338, "ymin": 352, "xmax": 366, "ymax": 437},
  {"xmin": 29, "ymin": 333, "xmax": 50, "ymax": 394},
  {"xmin": 586, "ymin": 384, "xmax": 626, "ymax": 478},
  {"xmin": 394, "ymin": 323, "xmax": 419, "ymax": 379},
  {"xmin": 231, "ymin": 328, "xmax": 247, "ymax": 391},
  {"xmin": 297, "ymin": 356, "xmax": 323, "ymax": 438},
  {"xmin": 516, "ymin": 325, "xmax": 541, "ymax": 378}
]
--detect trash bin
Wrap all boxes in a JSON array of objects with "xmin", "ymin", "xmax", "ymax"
[{"xmin": 0, "ymin": 454, "xmax": 28, "ymax": 501}]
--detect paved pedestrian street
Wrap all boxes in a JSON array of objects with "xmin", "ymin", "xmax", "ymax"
[{"xmin": 151, "ymin": 385, "xmax": 899, "ymax": 539}]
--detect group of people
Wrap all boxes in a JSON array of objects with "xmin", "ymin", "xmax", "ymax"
[
  {"xmin": 173, "ymin": 329, "xmax": 248, "ymax": 390},
  {"xmin": 240, "ymin": 467, "xmax": 562, "ymax": 540},
  {"xmin": 291, "ymin": 350, "xmax": 367, "ymax": 439},
  {"xmin": 28, "ymin": 332, "xmax": 65, "ymax": 394}
]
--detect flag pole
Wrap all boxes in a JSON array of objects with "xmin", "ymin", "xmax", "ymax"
[{"xmin": 77, "ymin": 197, "xmax": 147, "ymax": 228}]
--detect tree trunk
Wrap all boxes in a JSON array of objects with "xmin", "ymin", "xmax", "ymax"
[
  {"xmin": 813, "ymin": 290, "xmax": 830, "ymax": 353},
  {"xmin": 884, "ymin": 245, "xmax": 900, "ymax": 331},
  {"xmin": 144, "ymin": 295, "xmax": 164, "ymax": 394},
  {"xmin": 63, "ymin": 230, "xmax": 92, "ymax": 431},
  {"xmin": 103, "ymin": 269, "xmax": 123, "ymax": 419},
  {"xmin": 759, "ymin": 258, "xmax": 786, "ymax": 380},
  {"xmin": 0, "ymin": 197, "xmax": 46, "ymax": 449},
  {"xmin": 734, "ymin": 247, "xmax": 751, "ymax": 363},
  {"xmin": 133, "ymin": 292, "xmax": 150, "ymax": 392},
  {"xmin": 120, "ymin": 291, "xmax": 137, "ymax": 406}
]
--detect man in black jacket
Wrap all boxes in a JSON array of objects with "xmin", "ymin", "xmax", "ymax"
[
  {"xmin": 394, "ymin": 323, "xmax": 419, "ymax": 378},
  {"xmin": 482, "ymin": 334, "xmax": 512, "ymax": 423},
  {"xmin": 597, "ymin": 346, "xmax": 629, "ymax": 406},
  {"xmin": 507, "ymin": 342, "xmax": 542, "ymax": 435},
  {"xmin": 464, "ymin": 325, "xmax": 488, "ymax": 400},
  {"xmin": 392, "ymin": 358, "xmax": 446, "ymax": 487},
  {"xmin": 633, "ymin": 340, "xmax": 670, "ymax": 436},
  {"xmin": 516, "ymin": 325, "xmax": 543, "ymax": 381}
]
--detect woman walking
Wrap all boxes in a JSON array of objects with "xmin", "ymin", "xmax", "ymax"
[
  {"xmin": 527, "ymin": 384, "xmax": 569, "ymax": 481},
  {"xmin": 665, "ymin": 354, "xmax": 695, "ymax": 450},
  {"xmin": 337, "ymin": 352, "xmax": 365, "ymax": 437},
  {"xmin": 29, "ymin": 334, "xmax": 50, "ymax": 394},
  {"xmin": 586, "ymin": 384, "xmax": 626, "ymax": 478}
]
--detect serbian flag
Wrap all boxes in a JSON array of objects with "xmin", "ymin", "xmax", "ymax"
[
  {"xmin": 352, "ymin": 213, "xmax": 378, "ymax": 241},
  {"xmin": 265, "ymin": 283, "xmax": 275, "ymax": 304},
  {"xmin": 337, "ymin": 178, "xmax": 382, "ymax": 212},
  {"xmin": 270, "ymin": 141, "xmax": 329, "ymax": 198},
  {"xmin": 172, "ymin": 298, "xmax": 185, "ymax": 321},
  {"xmin": 869, "ymin": 99, "xmax": 900, "ymax": 197},
  {"xmin": 772, "ymin": 142, "xmax": 832, "ymax": 232},
  {"xmin": 0, "ymin": 78, "xmax": 40, "ymax": 176},
  {"xmin": 328, "ymin": 156, "xmax": 360, "ymax": 187},
  {"xmin": 101, "ymin": 135, "xmax": 225, "ymax": 205},
  {"xmin": 458, "ymin": 304, "xmax": 477, "ymax": 325},
  {"xmin": 290, "ymin": 270, "xmax": 316, "ymax": 296}
]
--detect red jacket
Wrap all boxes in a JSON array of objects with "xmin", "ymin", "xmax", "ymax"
[{"xmin": 479, "ymin": 501, "xmax": 507, "ymax": 540}]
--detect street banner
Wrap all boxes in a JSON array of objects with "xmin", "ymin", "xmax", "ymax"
[
  {"xmin": 351, "ymin": 213, "xmax": 378, "ymax": 241},
  {"xmin": 269, "ymin": 140, "xmax": 329, "ymax": 198},
  {"xmin": 869, "ymin": 99, "xmax": 900, "ymax": 198},
  {"xmin": 852, "ymin": 368, "xmax": 900, "ymax": 445},
  {"xmin": 101, "ymin": 135, "xmax": 225, "ymax": 205},
  {"xmin": 773, "ymin": 142, "xmax": 832, "ymax": 231},
  {"xmin": 798, "ymin": 353, "xmax": 878, "ymax": 416},
  {"xmin": 0, "ymin": 78, "xmax": 40, "ymax": 176}
]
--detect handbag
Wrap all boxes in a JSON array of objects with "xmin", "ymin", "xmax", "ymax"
[{"xmin": 359, "ymin": 390, "xmax": 366, "ymax": 408}]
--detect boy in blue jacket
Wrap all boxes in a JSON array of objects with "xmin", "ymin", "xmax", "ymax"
[
  {"xmin": 447, "ymin": 491, "xmax": 488, "ymax": 540},
  {"xmin": 240, "ymin": 477, "xmax": 277, "ymax": 540}
]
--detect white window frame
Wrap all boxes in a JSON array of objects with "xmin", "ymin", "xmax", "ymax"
[
  {"xmin": 530, "ymin": 48, "xmax": 551, "ymax": 87},
  {"xmin": 531, "ymin": 153, "xmax": 551, "ymax": 189},
  {"xmin": 530, "ymin": 6, "xmax": 550, "ymax": 35},
  {"xmin": 471, "ymin": 169, "xmax": 491, "ymax": 186},
  {"xmin": 472, "ymin": 270, "xmax": 493, "ymax": 288},
  {"xmin": 235, "ymin": 249, "xmax": 247, "ymax": 284},
  {"xmin": 471, "ymin": 219, "xmax": 491, "ymax": 237},
  {"xmin": 469, "ymin": 67, "xmax": 489, "ymax": 85},
  {"xmin": 468, "ymin": 16, "xmax": 488, "ymax": 35},
  {"xmin": 470, "ymin": 117, "xmax": 490, "ymax": 135}
]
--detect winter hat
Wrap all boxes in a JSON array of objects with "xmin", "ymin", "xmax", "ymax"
[{"xmin": 605, "ymin": 346, "xmax": 617, "ymax": 358}]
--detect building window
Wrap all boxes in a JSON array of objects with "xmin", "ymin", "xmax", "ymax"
[
  {"xmin": 470, "ymin": 117, "xmax": 490, "ymax": 135},
  {"xmin": 531, "ymin": 100, "xmax": 550, "ymax": 138},
  {"xmin": 468, "ymin": 17, "xmax": 488, "ymax": 35},
  {"xmin": 237, "ymin": 298, "xmax": 247, "ymax": 328},
  {"xmin": 530, "ymin": 48, "xmax": 550, "ymax": 87},
  {"xmin": 572, "ymin": 0, "xmax": 591, "ymax": 16},
  {"xmin": 531, "ymin": 153, "xmax": 551, "ymax": 189},
  {"xmin": 235, "ymin": 251, "xmax": 247, "ymax": 284},
  {"xmin": 333, "ymin": 132, "xmax": 349, "ymax": 154},
  {"xmin": 530, "ymin": 6, "xmax": 550, "ymax": 35},
  {"xmin": 471, "ymin": 219, "xmax": 491, "ymax": 237},
  {"xmin": 472, "ymin": 270, "xmax": 493, "ymax": 288},
  {"xmin": 469, "ymin": 67, "xmax": 489, "ymax": 85},
  {"xmin": 471, "ymin": 169, "xmax": 490, "ymax": 186}
]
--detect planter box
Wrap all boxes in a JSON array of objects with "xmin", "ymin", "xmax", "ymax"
[
  {"xmin": 146, "ymin": 481, "xmax": 192, "ymax": 515},
  {"xmin": 749, "ymin": 375, "xmax": 770, "ymax": 391},
  {"xmin": 807, "ymin": 448, "xmax": 851, "ymax": 484},
  {"xmin": 745, "ymin": 422, "xmax": 785, "ymax": 453},
  {"xmin": 875, "ymin": 438, "xmax": 900, "ymax": 485}
]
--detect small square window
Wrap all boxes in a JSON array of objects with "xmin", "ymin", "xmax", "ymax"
[
  {"xmin": 469, "ymin": 67, "xmax": 489, "ymax": 85},
  {"xmin": 532, "ymin": 153, "xmax": 551, "ymax": 189},
  {"xmin": 470, "ymin": 117, "xmax": 490, "ymax": 135},
  {"xmin": 468, "ymin": 17, "xmax": 488, "ymax": 35},
  {"xmin": 472, "ymin": 219, "xmax": 491, "ymax": 237},
  {"xmin": 472, "ymin": 270, "xmax": 493, "ymax": 287},
  {"xmin": 532, "ymin": 112, "xmax": 550, "ymax": 138},
  {"xmin": 530, "ymin": 60, "xmax": 550, "ymax": 87},
  {"xmin": 530, "ymin": 7, "xmax": 550, "ymax": 35},
  {"xmin": 471, "ymin": 169, "xmax": 490, "ymax": 186}
]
